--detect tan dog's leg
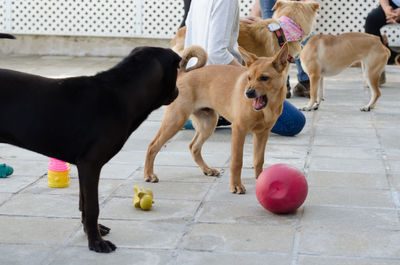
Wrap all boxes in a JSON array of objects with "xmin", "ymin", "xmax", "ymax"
[
  {"xmin": 189, "ymin": 109, "xmax": 220, "ymax": 176},
  {"xmin": 317, "ymin": 77, "xmax": 324, "ymax": 106},
  {"xmin": 230, "ymin": 125, "xmax": 247, "ymax": 194},
  {"xmin": 253, "ymin": 130, "xmax": 270, "ymax": 179},
  {"xmin": 361, "ymin": 61, "xmax": 382, "ymax": 111},
  {"xmin": 302, "ymin": 73, "xmax": 321, "ymax": 111},
  {"xmin": 144, "ymin": 109, "xmax": 189, "ymax": 182}
]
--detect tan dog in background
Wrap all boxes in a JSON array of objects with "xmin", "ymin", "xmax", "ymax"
[
  {"xmin": 144, "ymin": 44, "xmax": 289, "ymax": 194},
  {"xmin": 300, "ymin": 32, "xmax": 390, "ymax": 111},
  {"xmin": 172, "ymin": 0, "xmax": 319, "ymax": 60},
  {"xmin": 171, "ymin": 0, "xmax": 319, "ymax": 98},
  {"xmin": 238, "ymin": 0, "xmax": 319, "ymax": 60}
]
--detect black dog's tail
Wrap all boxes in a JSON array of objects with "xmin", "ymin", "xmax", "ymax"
[
  {"xmin": 0, "ymin": 33, "xmax": 15, "ymax": 39},
  {"xmin": 179, "ymin": 45, "xmax": 208, "ymax": 72}
]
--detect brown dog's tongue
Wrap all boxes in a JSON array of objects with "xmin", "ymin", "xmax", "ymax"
[{"xmin": 253, "ymin": 97, "xmax": 264, "ymax": 109}]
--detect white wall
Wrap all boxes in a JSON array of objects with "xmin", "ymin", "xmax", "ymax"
[{"xmin": 0, "ymin": 0, "xmax": 399, "ymax": 49}]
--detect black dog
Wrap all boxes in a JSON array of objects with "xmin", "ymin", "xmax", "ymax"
[{"xmin": 0, "ymin": 46, "xmax": 180, "ymax": 252}]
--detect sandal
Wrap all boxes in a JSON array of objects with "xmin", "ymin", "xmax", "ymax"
[{"xmin": 0, "ymin": 163, "xmax": 13, "ymax": 178}]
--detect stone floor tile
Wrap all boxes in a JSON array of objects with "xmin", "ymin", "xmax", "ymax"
[
  {"xmin": 301, "ymin": 206, "xmax": 399, "ymax": 229},
  {"xmin": 298, "ymin": 255, "xmax": 400, "ymax": 265},
  {"xmin": 385, "ymin": 149, "xmax": 400, "ymax": 160},
  {"xmin": 0, "ymin": 192, "xmax": 11, "ymax": 205},
  {"xmin": 388, "ymin": 160, "xmax": 400, "ymax": 174},
  {"xmin": 197, "ymin": 200, "xmax": 300, "ymax": 226},
  {"xmin": 176, "ymin": 251, "xmax": 291, "ymax": 265},
  {"xmin": 243, "ymin": 154, "xmax": 306, "ymax": 171},
  {"xmin": 164, "ymin": 139, "xmax": 231, "ymax": 154},
  {"xmin": 307, "ymin": 171, "xmax": 389, "ymax": 189},
  {"xmin": 260, "ymin": 144, "xmax": 309, "ymax": 159},
  {"xmin": 99, "ymin": 163, "xmax": 139, "ymax": 179},
  {"xmin": 0, "ymin": 159, "xmax": 48, "ymax": 177},
  {"xmin": 305, "ymin": 187, "xmax": 394, "ymax": 208},
  {"xmin": 0, "ymin": 175, "xmax": 40, "ymax": 193},
  {"xmin": 310, "ymin": 146, "xmax": 381, "ymax": 160},
  {"xmin": 182, "ymin": 223, "xmax": 295, "ymax": 253},
  {"xmin": 153, "ymin": 151, "xmax": 229, "ymax": 168},
  {"xmin": 312, "ymin": 135, "xmax": 380, "ymax": 148},
  {"xmin": 309, "ymin": 157, "xmax": 386, "ymax": 174},
  {"xmin": 114, "ymin": 180, "xmax": 212, "ymax": 201},
  {"xmin": 107, "ymin": 150, "xmax": 147, "ymax": 166},
  {"xmin": 299, "ymin": 206, "xmax": 400, "ymax": 258},
  {"xmin": 0, "ymin": 193, "xmax": 80, "ymax": 218},
  {"xmin": 0, "ymin": 244, "xmax": 56, "ymax": 265},
  {"xmin": 100, "ymin": 197, "xmax": 201, "ymax": 222},
  {"xmin": 314, "ymin": 126, "xmax": 377, "ymax": 137},
  {"xmin": 0, "ymin": 216, "xmax": 80, "ymax": 245},
  {"xmin": 49, "ymin": 247, "xmax": 173, "ymax": 265},
  {"xmin": 70, "ymin": 220, "xmax": 185, "ymax": 249},
  {"xmin": 22, "ymin": 177, "xmax": 123, "ymax": 199},
  {"xmin": 131, "ymin": 165, "xmax": 218, "ymax": 183},
  {"xmin": 299, "ymin": 226, "xmax": 400, "ymax": 258}
]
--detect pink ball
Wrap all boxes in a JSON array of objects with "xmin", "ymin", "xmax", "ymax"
[{"xmin": 256, "ymin": 164, "xmax": 308, "ymax": 214}]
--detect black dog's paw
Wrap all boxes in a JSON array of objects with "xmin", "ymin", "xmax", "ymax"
[
  {"xmin": 99, "ymin": 223, "xmax": 111, "ymax": 236},
  {"xmin": 89, "ymin": 239, "xmax": 117, "ymax": 253}
]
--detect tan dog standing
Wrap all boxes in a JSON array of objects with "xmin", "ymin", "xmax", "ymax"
[
  {"xmin": 300, "ymin": 32, "xmax": 391, "ymax": 111},
  {"xmin": 144, "ymin": 44, "xmax": 289, "ymax": 194}
]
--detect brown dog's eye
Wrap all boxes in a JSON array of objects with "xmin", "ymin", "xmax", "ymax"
[
  {"xmin": 247, "ymin": 76, "xmax": 251, "ymax": 82},
  {"xmin": 259, "ymin": 76, "xmax": 269, "ymax": 81}
]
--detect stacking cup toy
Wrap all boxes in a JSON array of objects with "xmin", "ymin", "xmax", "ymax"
[{"xmin": 48, "ymin": 158, "xmax": 70, "ymax": 188}]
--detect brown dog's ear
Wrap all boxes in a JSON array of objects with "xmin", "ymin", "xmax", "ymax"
[
  {"xmin": 272, "ymin": 42, "xmax": 289, "ymax": 73},
  {"xmin": 308, "ymin": 2, "xmax": 320, "ymax": 11},
  {"xmin": 272, "ymin": 0, "xmax": 286, "ymax": 11},
  {"xmin": 239, "ymin": 46, "xmax": 258, "ymax": 67}
]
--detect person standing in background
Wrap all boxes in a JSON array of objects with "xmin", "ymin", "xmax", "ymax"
[{"xmin": 365, "ymin": 0, "xmax": 400, "ymax": 65}]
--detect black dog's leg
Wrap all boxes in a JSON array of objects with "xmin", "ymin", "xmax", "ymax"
[
  {"xmin": 79, "ymin": 190, "xmax": 110, "ymax": 236},
  {"xmin": 78, "ymin": 163, "xmax": 116, "ymax": 253}
]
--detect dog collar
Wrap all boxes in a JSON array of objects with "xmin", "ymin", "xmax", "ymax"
[{"xmin": 267, "ymin": 21, "xmax": 295, "ymax": 63}]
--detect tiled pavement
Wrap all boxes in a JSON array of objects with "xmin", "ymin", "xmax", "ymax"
[{"xmin": 0, "ymin": 54, "xmax": 400, "ymax": 265}]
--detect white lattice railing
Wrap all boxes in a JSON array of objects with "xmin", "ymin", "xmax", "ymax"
[{"xmin": 0, "ymin": 0, "xmax": 399, "ymax": 46}]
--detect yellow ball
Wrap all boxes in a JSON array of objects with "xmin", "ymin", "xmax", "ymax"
[{"xmin": 140, "ymin": 195, "xmax": 153, "ymax": 210}]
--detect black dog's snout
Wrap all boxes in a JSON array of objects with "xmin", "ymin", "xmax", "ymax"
[{"xmin": 246, "ymin": 89, "xmax": 257, "ymax": 98}]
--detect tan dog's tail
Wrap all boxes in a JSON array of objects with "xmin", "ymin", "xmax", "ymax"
[{"xmin": 179, "ymin": 45, "xmax": 208, "ymax": 72}]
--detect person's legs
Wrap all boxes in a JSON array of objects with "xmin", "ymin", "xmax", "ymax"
[
  {"xmin": 179, "ymin": 0, "xmax": 191, "ymax": 28},
  {"xmin": 364, "ymin": 5, "xmax": 387, "ymax": 41},
  {"xmin": 293, "ymin": 34, "xmax": 313, "ymax": 97},
  {"xmin": 364, "ymin": 3, "xmax": 398, "ymax": 65},
  {"xmin": 271, "ymin": 100, "xmax": 306, "ymax": 136},
  {"xmin": 259, "ymin": 0, "xmax": 276, "ymax": 19}
]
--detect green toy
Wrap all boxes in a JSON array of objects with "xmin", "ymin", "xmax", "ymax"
[{"xmin": 0, "ymin": 164, "xmax": 13, "ymax": 178}]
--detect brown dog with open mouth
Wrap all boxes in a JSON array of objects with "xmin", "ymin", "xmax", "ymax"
[{"xmin": 144, "ymin": 44, "xmax": 289, "ymax": 194}]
